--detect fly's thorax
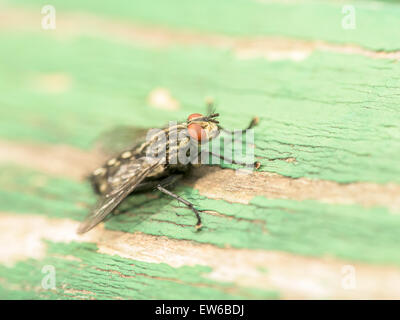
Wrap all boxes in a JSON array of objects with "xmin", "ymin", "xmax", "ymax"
[
  {"xmin": 139, "ymin": 114, "xmax": 220, "ymax": 166},
  {"xmin": 142, "ymin": 123, "xmax": 188, "ymax": 163},
  {"xmin": 140, "ymin": 121, "xmax": 207, "ymax": 166},
  {"xmin": 202, "ymin": 121, "xmax": 220, "ymax": 141}
]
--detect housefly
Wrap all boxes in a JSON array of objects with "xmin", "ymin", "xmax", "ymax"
[{"xmin": 77, "ymin": 109, "xmax": 260, "ymax": 234}]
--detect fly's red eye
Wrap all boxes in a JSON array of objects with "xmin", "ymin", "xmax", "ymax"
[
  {"xmin": 188, "ymin": 123, "xmax": 206, "ymax": 142},
  {"xmin": 187, "ymin": 113, "xmax": 203, "ymax": 121},
  {"xmin": 187, "ymin": 113, "xmax": 206, "ymax": 141}
]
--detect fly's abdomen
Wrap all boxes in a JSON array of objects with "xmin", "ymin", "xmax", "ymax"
[
  {"xmin": 90, "ymin": 166, "xmax": 108, "ymax": 195},
  {"xmin": 90, "ymin": 125, "xmax": 192, "ymax": 194},
  {"xmin": 90, "ymin": 149, "xmax": 142, "ymax": 194}
]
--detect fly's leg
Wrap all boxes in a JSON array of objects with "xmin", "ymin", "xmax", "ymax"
[
  {"xmin": 204, "ymin": 98, "xmax": 259, "ymax": 168},
  {"xmin": 133, "ymin": 174, "xmax": 183, "ymax": 193},
  {"xmin": 205, "ymin": 96, "xmax": 259, "ymax": 133},
  {"xmin": 157, "ymin": 185, "xmax": 202, "ymax": 230},
  {"xmin": 205, "ymin": 151, "xmax": 261, "ymax": 169},
  {"xmin": 115, "ymin": 174, "xmax": 184, "ymax": 215},
  {"xmin": 205, "ymin": 97, "xmax": 258, "ymax": 134},
  {"xmin": 156, "ymin": 175, "xmax": 202, "ymax": 230},
  {"xmin": 218, "ymin": 117, "xmax": 259, "ymax": 135}
]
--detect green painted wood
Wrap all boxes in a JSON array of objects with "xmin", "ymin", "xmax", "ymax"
[
  {"xmin": 1, "ymin": 165, "xmax": 400, "ymax": 266},
  {"xmin": 0, "ymin": 1, "xmax": 400, "ymax": 299},
  {"xmin": 6, "ymin": 0, "xmax": 400, "ymax": 51},
  {"xmin": 0, "ymin": 34, "xmax": 400, "ymax": 183},
  {"xmin": 0, "ymin": 241, "xmax": 278, "ymax": 299}
]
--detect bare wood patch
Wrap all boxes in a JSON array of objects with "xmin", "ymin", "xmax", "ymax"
[
  {"xmin": 148, "ymin": 87, "xmax": 180, "ymax": 111},
  {"xmin": 0, "ymin": 140, "xmax": 399, "ymax": 210},
  {"xmin": 0, "ymin": 140, "xmax": 103, "ymax": 180},
  {"xmin": 0, "ymin": 213, "xmax": 400, "ymax": 299},
  {"xmin": 28, "ymin": 73, "xmax": 72, "ymax": 94},
  {"xmin": 0, "ymin": 6, "xmax": 400, "ymax": 61},
  {"xmin": 185, "ymin": 166, "xmax": 400, "ymax": 212}
]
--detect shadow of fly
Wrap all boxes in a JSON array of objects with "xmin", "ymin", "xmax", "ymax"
[{"xmin": 77, "ymin": 108, "xmax": 260, "ymax": 234}]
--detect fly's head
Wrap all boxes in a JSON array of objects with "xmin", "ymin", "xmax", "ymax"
[{"xmin": 186, "ymin": 112, "xmax": 220, "ymax": 144}]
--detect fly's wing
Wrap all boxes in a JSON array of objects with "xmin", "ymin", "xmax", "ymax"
[
  {"xmin": 94, "ymin": 125, "xmax": 149, "ymax": 157},
  {"xmin": 77, "ymin": 158, "xmax": 161, "ymax": 234},
  {"xmin": 93, "ymin": 122, "xmax": 187, "ymax": 157}
]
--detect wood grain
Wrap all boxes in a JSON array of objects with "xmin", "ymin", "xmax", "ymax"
[{"xmin": 0, "ymin": 0, "xmax": 399, "ymax": 299}]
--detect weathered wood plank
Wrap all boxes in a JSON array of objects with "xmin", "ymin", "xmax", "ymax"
[
  {"xmin": 7, "ymin": 0, "xmax": 400, "ymax": 51},
  {"xmin": 0, "ymin": 0, "xmax": 399, "ymax": 299},
  {"xmin": 0, "ymin": 32, "xmax": 399, "ymax": 182},
  {"xmin": 1, "ymin": 164, "xmax": 399, "ymax": 265}
]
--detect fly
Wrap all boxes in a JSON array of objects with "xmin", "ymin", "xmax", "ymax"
[{"xmin": 77, "ymin": 108, "xmax": 260, "ymax": 234}]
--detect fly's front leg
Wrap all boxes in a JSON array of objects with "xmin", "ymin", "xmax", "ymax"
[
  {"xmin": 205, "ymin": 97, "xmax": 258, "ymax": 134},
  {"xmin": 206, "ymin": 98, "xmax": 258, "ymax": 134},
  {"xmin": 156, "ymin": 175, "xmax": 203, "ymax": 230},
  {"xmin": 205, "ymin": 151, "xmax": 261, "ymax": 169},
  {"xmin": 218, "ymin": 117, "xmax": 259, "ymax": 135}
]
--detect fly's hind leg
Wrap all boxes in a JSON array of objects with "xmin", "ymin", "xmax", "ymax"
[
  {"xmin": 155, "ymin": 175, "xmax": 202, "ymax": 230},
  {"xmin": 131, "ymin": 173, "xmax": 183, "ymax": 193}
]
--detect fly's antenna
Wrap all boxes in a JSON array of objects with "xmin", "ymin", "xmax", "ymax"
[
  {"xmin": 187, "ymin": 112, "xmax": 219, "ymax": 124},
  {"xmin": 205, "ymin": 113, "xmax": 219, "ymax": 123},
  {"xmin": 205, "ymin": 97, "xmax": 216, "ymax": 116},
  {"xmin": 192, "ymin": 113, "xmax": 219, "ymax": 124}
]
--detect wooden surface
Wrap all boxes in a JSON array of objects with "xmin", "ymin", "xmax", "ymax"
[{"xmin": 0, "ymin": 0, "xmax": 400, "ymax": 299}]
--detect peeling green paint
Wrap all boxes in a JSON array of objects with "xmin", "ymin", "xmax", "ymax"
[
  {"xmin": 1, "ymin": 166, "xmax": 400, "ymax": 268},
  {"xmin": 0, "ymin": 165, "xmax": 91, "ymax": 221},
  {"xmin": 0, "ymin": 241, "xmax": 279, "ymax": 299},
  {"xmin": 1, "ymin": 0, "xmax": 400, "ymax": 299},
  {"xmin": 0, "ymin": 33, "xmax": 399, "ymax": 182},
  {"xmin": 6, "ymin": 0, "xmax": 400, "ymax": 50}
]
